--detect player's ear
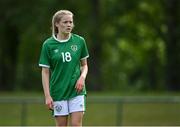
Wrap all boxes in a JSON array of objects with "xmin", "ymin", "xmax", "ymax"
[{"xmin": 55, "ymin": 22, "xmax": 59, "ymax": 27}]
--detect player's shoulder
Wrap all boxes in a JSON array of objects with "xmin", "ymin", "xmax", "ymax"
[
  {"xmin": 71, "ymin": 33, "xmax": 85, "ymax": 41},
  {"xmin": 42, "ymin": 36, "xmax": 55, "ymax": 46}
]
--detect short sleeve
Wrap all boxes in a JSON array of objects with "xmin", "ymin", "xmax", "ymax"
[
  {"xmin": 38, "ymin": 42, "xmax": 50, "ymax": 68},
  {"xmin": 81, "ymin": 38, "xmax": 89, "ymax": 60}
]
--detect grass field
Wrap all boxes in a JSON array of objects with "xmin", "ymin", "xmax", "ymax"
[{"xmin": 0, "ymin": 92, "xmax": 180, "ymax": 126}]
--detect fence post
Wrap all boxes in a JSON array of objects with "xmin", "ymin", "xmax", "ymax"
[
  {"xmin": 21, "ymin": 102, "xmax": 27, "ymax": 126},
  {"xmin": 116, "ymin": 101, "xmax": 123, "ymax": 126}
]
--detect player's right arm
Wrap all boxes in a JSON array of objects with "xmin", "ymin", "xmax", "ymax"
[{"xmin": 42, "ymin": 67, "xmax": 53, "ymax": 110}]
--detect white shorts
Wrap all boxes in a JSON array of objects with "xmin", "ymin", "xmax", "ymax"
[{"xmin": 53, "ymin": 95, "xmax": 85, "ymax": 116}]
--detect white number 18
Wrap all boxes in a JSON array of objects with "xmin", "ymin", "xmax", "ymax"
[{"xmin": 61, "ymin": 52, "xmax": 72, "ymax": 62}]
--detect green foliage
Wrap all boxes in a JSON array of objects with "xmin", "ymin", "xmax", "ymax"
[{"xmin": 0, "ymin": 0, "xmax": 180, "ymax": 91}]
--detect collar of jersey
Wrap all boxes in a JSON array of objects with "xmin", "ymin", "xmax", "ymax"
[{"xmin": 53, "ymin": 34, "xmax": 71, "ymax": 43}]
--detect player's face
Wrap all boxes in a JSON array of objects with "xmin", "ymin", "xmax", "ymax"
[{"xmin": 56, "ymin": 14, "xmax": 74, "ymax": 35}]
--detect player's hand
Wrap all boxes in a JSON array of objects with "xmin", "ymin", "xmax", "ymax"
[
  {"xmin": 45, "ymin": 95, "xmax": 54, "ymax": 110},
  {"xmin": 75, "ymin": 76, "xmax": 85, "ymax": 93}
]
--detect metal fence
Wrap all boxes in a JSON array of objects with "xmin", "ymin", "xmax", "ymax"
[{"xmin": 0, "ymin": 96, "xmax": 180, "ymax": 126}]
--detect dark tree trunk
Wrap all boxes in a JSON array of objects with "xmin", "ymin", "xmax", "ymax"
[
  {"xmin": 147, "ymin": 47, "xmax": 159, "ymax": 90},
  {"xmin": 87, "ymin": 0, "xmax": 103, "ymax": 91},
  {"xmin": 165, "ymin": 0, "xmax": 180, "ymax": 91},
  {"xmin": 0, "ymin": 19, "xmax": 19, "ymax": 91}
]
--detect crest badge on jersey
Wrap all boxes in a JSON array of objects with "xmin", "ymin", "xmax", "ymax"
[{"xmin": 71, "ymin": 45, "xmax": 78, "ymax": 52}]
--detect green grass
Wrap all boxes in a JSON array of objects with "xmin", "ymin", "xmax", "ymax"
[
  {"xmin": 0, "ymin": 104, "xmax": 22, "ymax": 125},
  {"xmin": 122, "ymin": 103, "xmax": 180, "ymax": 126},
  {"xmin": 84, "ymin": 103, "xmax": 117, "ymax": 126},
  {"xmin": 0, "ymin": 103, "xmax": 54, "ymax": 126},
  {"xmin": 0, "ymin": 91, "xmax": 180, "ymax": 126},
  {"xmin": 0, "ymin": 100, "xmax": 180, "ymax": 126}
]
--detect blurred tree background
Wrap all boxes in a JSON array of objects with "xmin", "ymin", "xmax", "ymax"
[{"xmin": 0, "ymin": 0, "xmax": 180, "ymax": 92}]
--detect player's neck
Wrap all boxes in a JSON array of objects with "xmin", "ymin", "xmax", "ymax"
[{"xmin": 57, "ymin": 33, "xmax": 70, "ymax": 40}]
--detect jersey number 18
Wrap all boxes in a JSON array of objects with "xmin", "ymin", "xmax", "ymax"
[{"xmin": 61, "ymin": 52, "xmax": 72, "ymax": 62}]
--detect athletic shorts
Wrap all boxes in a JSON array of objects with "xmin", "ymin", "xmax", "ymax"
[{"xmin": 53, "ymin": 95, "xmax": 85, "ymax": 116}]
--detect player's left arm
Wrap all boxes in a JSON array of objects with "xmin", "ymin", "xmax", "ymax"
[{"xmin": 75, "ymin": 58, "xmax": 88, "ymax": 93}]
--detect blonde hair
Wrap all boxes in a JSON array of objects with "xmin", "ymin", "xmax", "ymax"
[{"xmin": 52, "ymin": 10, "xmax": 74, "ymax": 36}]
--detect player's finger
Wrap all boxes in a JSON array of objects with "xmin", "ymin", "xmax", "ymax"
[
  {"xmin": 50, "ymin": 101, "xmax": 54, "ymax": 109},
  {"xmin": 76, "ymin": 85, "xmax": 83, "ymax": 93},
  {"xmin": 47, "ymin": 101, "xmax": 53, "ymax": 110}
]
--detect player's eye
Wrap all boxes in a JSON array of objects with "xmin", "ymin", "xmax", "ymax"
[
  {"xmin": 63, "ymin": 21, "xmax": 68, "ymax": 24},
  {"xmin": 63, "ymin": 21, "xmax": 72, "ymax": 24}
]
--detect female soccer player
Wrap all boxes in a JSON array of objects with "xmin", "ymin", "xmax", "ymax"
[{"xmin": 39, "ymin": 10, "xmax": 89, "ymax": 126}]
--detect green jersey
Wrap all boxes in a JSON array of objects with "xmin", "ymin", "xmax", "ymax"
[{"xmin": 39, "ymin": 33, "xmax": 89, "ymax": 101}]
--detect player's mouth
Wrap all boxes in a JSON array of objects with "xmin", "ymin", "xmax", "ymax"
[{"xmin": 66, "ymin": 28, "xmax": 72, "ymax": 31}]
